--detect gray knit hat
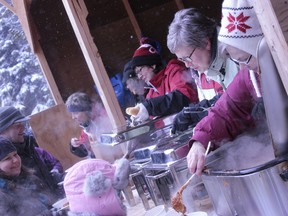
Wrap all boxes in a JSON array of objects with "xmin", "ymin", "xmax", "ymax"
[
  {"xmin": 66, "ymin": 92, "xmax": 92, "ymax": 113},
  {"xmin": 0, "ymin": 136, "xmax": 17, "ymax": 161},
  {"xmin": 0, "ymin": 107, "xmax": 30, "ymax": 133}
]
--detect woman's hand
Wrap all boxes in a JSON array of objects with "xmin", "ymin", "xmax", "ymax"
[
  {"xmin": 70, "ymin": 138, "xmax": 82, "ymax": 147},
  {"xmin": 187, "ymin": 141, "xmax": 206, "ymax": 175}
]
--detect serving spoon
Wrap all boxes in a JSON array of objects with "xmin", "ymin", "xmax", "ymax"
[{"xmin": 171, "ymin": 142, "xmax": 211, "ymax": 214}]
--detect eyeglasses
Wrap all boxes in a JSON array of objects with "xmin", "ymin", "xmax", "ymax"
[
  {"xmin": 135, "ymin": 66, "xmax": 145, "ymax": 75},
  {"xmin": 178, "ymin": 48, "xmax": 196, "ymax": 63},
  {"xmin": 230, "ymin": 55, "xmax": 252, "ymax": 65}
]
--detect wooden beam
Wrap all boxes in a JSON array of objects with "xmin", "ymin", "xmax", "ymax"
[
  {"xmin": 122, "ymin": 0, "xmax": 142, "ymax": 41},
  {"xmin": 252, "ymin": 0, "xmax": 288, "ymax": 94},
  {"xmin": 62, "ymin": 0, "xmax": 127, "ymax": 133},
  {"xmin": 7, "ymin": 0, "xmax": 62, "ymax": 105},
  {"xmin": 13, "ymin": 0, "xmax": 38, "ymax": 53},
  {"xmin": 0, "ymin": 0, "xmax": 15, "ymax": 13},
  {"xmin": 174, "ymin": 0, "xmax": 184, "ymax": 10}
]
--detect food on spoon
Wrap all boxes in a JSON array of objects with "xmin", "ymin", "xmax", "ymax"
[
  {"xmin": 172, "ymin": 190, "xmax": 186, "ymax": 214},
  {"xmin": 126, "ymin": 107, "xmax": 140, "ymax": 116}
]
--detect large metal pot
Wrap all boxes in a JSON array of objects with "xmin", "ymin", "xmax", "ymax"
[{"xmin": 202, "ymin": 155, "xmax": 288, "ymax": 216}]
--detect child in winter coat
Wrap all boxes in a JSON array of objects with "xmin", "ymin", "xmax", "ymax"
[{"xmin": 64, "ymin": 158, "xmax": 130, "ymax": 216}]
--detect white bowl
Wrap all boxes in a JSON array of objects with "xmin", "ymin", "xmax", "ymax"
[{"xmin": 144, "ymin": 205, "xmax": 166, "ymax": 216}]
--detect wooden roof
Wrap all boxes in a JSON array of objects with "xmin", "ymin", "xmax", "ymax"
[{"xmin": 2, "ymin": 0, "xmax": 288, "ymax": 132}]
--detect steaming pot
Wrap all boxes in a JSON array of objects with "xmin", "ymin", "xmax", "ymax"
[{"xmin": 202, "ymin": 154, "xmax": 288, "ymax": 216}]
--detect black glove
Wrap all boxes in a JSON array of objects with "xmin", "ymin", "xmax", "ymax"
[
  {"xmin": 171, "ymin": 106, "xmax": 210, "ymax": 134},
  {"xmin": 171, "ymin": 109, "xmax": 193, "ymax": 134}
]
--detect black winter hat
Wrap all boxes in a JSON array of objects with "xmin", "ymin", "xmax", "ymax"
[
  {"xmin": 130, "ymin": 38, "xmax": 162, "ymax": 69},
  {"xmin": 0, "ymin": 136, "xmax": 17, "ymax": 161},
  {"xmin": 0, "ymin": 107, "xmax": 30, "ymax": 134},
  {"xmin": 122, "ymin": 60, "xmax": 136, "ymax": 85}
]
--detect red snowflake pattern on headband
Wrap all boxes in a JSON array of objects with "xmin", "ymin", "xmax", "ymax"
[{"xmin": 225, "ymin": 12, "xmax": 252, "ymax": 33}]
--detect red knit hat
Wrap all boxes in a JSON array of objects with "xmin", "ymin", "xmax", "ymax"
[{"xmin": 130, "ymin": 38, "xmax": 162, "ymax": 68}]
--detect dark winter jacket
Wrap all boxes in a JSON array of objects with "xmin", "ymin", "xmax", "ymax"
[
  {"xmin": 13, "ymin": 135, "xmax": 64, "ymax": 197},
  {"xmin": 0, "ymin": 168, "xmax": 58, "ymax": 216},
  {"xmin": 191, "ymin": 68, "xmax": 262, "ymax": 149},
  {"xmin": 143, "ymin": 59, "xmax": 199, "ymax": 117}
]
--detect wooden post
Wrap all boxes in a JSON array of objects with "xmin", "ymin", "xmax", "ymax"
[{"xmin": 62, "ymin": 0, "xmax": 127, "ymax": 133}]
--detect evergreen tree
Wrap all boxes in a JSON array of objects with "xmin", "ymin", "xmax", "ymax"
[{"xmin": 0, "ymin": 3, "xmax": 54, "ymax": 115}]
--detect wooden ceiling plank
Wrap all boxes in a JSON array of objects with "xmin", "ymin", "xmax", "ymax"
[
  {"xmin": 62, "ymin": 0, "xmax": 126, "ymax": 133},
  {"xmin": 122, "ymin": 0, "xmax": 142, "ymax": 40}
]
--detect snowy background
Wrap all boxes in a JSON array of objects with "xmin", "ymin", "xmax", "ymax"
[{"xmin": 0, "ymin": 3, "xmax": 54, "ymax": 116}]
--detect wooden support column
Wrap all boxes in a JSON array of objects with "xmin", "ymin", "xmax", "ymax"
[
  {"xmin": 11, "ymin": 0, "xmax": 63, "ymax": 104},
  {"xmin": 62, "ymin": 0, "xmax": 126, "ymax": 133},
  {"xmin": 252, "ymin": 0, "xmax": 288, "ymax": 94},
  {"xmin": 0, "ymin": 0, "xmax": 15, "ymax": 13}
]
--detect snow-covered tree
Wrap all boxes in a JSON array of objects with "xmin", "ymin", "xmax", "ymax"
[{"xmin": 0, "ymin": 3, "xmax": 54, "ymax": 115}]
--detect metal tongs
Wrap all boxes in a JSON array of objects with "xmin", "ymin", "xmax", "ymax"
[{"xmin": 183, "ymin": 106, "xmax": 210, "ymax": 114}]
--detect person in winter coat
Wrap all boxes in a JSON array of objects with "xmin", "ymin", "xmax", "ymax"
[
  {"xmin": 167, "ymin": 8, "xmax": 239, "ymax": 133},
  {"xmin": 0, "ymin": 106, "xmax": 64, "ymax": 198},
  {"xmin": 66, "ymin": 92, "xmax": 124, "ymax": 163},
  {"xmin": 0, "ymin": 136, "xmax": 59, "ymax": 216},
  {"xmin": 122, "ymin": 60, "xmax": 148, "ymax": 104},
  {"xmin": 127, "ymin": 37, "xmax": 199, "ymax": 122},
  {"xmin": 187, "ymin": 0, "xmax": 266, "ymax": 175},
  {"xmin": 64, "ymin": 158, "xmax": 130, "ymax": 216}
]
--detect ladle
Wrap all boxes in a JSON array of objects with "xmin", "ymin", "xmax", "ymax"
[{"xmin": 171, "ymin": 142, "xmax": 211, "ymax": 214}]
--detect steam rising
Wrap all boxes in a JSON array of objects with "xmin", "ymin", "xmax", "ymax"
[
  {"xmin": 179, "ymin": 121, "xmax": 275, "ymax": 213},
  {"xmin": 207, "ymin": 121, "xmax": 275, "ymax": 170}
]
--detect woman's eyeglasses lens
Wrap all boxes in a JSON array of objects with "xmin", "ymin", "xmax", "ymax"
[{"xmin": 178, "ymin": 48, "xmax": 196, "ymax": 63}]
